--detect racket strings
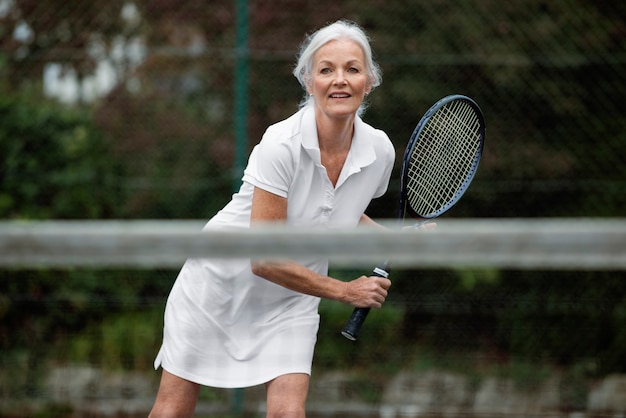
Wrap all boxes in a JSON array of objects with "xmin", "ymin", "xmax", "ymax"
[{"xmin": 406, "ymin": 100, "xmax": 482, "ymax": 217}]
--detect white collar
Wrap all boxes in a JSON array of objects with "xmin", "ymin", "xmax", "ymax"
[{"xmin": 300, "ymin": 104, "xmax": 377, "ymax": 170}]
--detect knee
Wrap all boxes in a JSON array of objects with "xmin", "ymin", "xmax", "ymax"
[
  {"xmin": 150, "ymin": 371, "xmax": 199, "ymax": 418},
  {"xmin": 265, "ymin": 373, "xmax": 309, "ymax": 418},
  {"xmin": 266, "ymin": 405, "xmax": 306, "ymax": 418},
  {"xmin": 265, "ymin": 391, "xmax": 307, "ymax": 418},
  {"xmin": 149, "ymin": 403, "xmax": 194, "ymax": 418}
]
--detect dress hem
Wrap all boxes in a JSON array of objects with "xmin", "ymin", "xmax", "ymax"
[{"xmin": 157, "ymin": 361, "xmax": 312, "ymax": 389}]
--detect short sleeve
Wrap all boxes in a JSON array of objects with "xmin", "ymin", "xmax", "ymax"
[
  {"xmin": 373, "ymin": 131, "xmax": 396, "ymax": 198},
  {"xmin": 241, "ymin": 131, "xmax": 297, "ymax": 198}
]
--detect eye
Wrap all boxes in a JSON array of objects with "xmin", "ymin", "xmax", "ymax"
[
  {"xmin": 348, "ymin": 67, "xmax": 360, "ymax": 73},
  {"xmin": 320, "ymin": 67, "xmax": 332, "ymax": 74}
]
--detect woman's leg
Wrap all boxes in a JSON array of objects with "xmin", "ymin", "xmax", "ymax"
[
  {"xmin": 149, "ymin": 369, "xmax": 200, "ymax": 418},
  {"xmin": 265, "ymin": 373, "xmax": 310, "ymax": 418}
]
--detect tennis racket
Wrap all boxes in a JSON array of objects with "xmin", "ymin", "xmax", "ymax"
[{"xmin": 341, "ymin": 94, "xmax": 485, "ymax": 341}]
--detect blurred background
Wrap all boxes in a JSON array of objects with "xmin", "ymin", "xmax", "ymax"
[{"xmin": 1, "ymin": 0, "xmax": 625, "ymax": 417}]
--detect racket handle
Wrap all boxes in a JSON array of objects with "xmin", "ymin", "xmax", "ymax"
[{"xmin": 341, "ymin": 261, "xmax": 391, "ymax": 341}]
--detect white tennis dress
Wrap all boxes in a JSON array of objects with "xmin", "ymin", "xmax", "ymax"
[{"xmin": 154, "ymin": 104, "xmax": 395, "ymax": 388}]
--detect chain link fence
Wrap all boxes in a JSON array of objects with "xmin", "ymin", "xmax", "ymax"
[
  {"xmin": 3, "ymin": 0, "xmax": 624, "ymax": 219},
  {"xmin": 2, "ymin": 1, "xmax": 626, "ymax": 416}
]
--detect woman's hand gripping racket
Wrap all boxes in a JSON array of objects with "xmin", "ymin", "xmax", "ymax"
[{"xmin": 341, "ymin": 94, "xmax": 486, "ymax": 341}]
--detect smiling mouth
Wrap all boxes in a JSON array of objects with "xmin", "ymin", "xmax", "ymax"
[{"xmin": 329, "ymin": 93, "xmax": 351, "ymax": 98}]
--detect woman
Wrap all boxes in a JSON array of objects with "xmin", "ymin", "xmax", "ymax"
[{"xmin": 150, "ymin": 20, "xmax": 395, "ymax": 418}]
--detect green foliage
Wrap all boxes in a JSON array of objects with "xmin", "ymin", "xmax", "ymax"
[
  {"xmin": 0, "ymin": 92, "xmax": 123, "ymax": 219},
  {"xmin": 93, "ymin": 82, "xmax": 235, "ymax": 219},
  {"xmin": 64, "ymin": 309, "xmax": 164, "ymax": 371},
  {"xmin": 0, "ymin": 268, "xmax": 173, "ymax": 370},
  {"xmin": 32, "ymin": 403, "xmax": 74, "ymax": 418},
  {"xmin": 315, "ymin": 297, "xmax": 404, "ymax": 370},
  {"xmin": 560, "ymin": 362, "xmax": 592, "ymax": 411},
  {"xmin": 392, "ymin": 268, "xmax": 626, "ymax": 375},
  {"xmin": 493, "ymin": 271, "xmax": 626, "ymax": 373},
  {"xmin": 494, "ymin": 358, "xmax": 553, "ymax": 391}
]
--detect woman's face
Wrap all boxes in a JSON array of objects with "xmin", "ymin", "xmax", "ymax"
[{"xmin": 308, "ymin": 38, "xmax": 371, "ymax": 120}]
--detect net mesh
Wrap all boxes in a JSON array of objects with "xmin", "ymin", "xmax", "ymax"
[
  {"xmin": 406, "ymin": 99, "xmax": 483, "ymax": 218},
  {"xmin": 1, "ymin": 220, "xmax": 625, "ymax": 417}
]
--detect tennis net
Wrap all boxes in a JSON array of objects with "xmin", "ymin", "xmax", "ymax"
[
  {"xmin": 1, "ymin": 218, "xmax": 625, "ymax": 269},
  {"xmin": 1, "ymin": 218, "xmax": 625, "ymax": 418}
]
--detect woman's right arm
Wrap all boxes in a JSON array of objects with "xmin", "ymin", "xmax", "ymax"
[{"xmin": 249, "ymin": 186, "xmax": 391, "ymax": 308}]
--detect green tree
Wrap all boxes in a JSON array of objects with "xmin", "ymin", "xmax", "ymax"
[{"xmin": 0, "ymin": 92, "xmax": 122, "ymax": 219}]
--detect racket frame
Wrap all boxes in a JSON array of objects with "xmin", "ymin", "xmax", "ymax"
[{"xmin": 398, "ymin": 94, "xmax": 485, "ymax": 221}]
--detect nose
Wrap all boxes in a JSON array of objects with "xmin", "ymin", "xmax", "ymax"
[{"xmin": 333, "ymin": 70, "xmax": 347, "ymax": 85}]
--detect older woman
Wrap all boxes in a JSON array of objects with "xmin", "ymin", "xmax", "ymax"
[{"xmin": 150, "ymin": 20, "xmax": 395, "ymax": 418}]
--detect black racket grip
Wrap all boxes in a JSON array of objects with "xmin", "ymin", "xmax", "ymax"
[{"xmin": 341, "ymin": 261, "xmax": 391, "ymax": 341}]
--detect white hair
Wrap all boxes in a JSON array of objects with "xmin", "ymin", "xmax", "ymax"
[{"xmin": 292, "ymin": 20, "xmax": 382, "ymax": 114}]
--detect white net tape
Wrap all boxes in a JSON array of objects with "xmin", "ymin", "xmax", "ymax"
[{"xmin": 1, "ymin": 219, "xmax": 624, "ymax": 270}]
